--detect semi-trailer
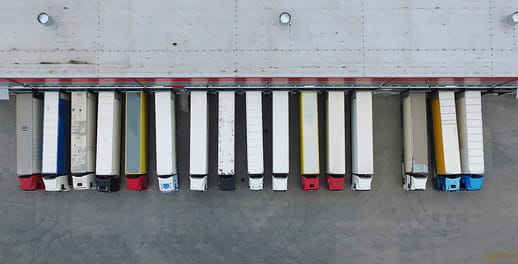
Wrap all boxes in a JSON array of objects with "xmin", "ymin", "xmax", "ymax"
[
  {"xmin": 402, "ymin": 92, "xmax": 429, "ymax": 190},
  {"xmin": 42, "ymin": 91, "xmax": 71, "ymax": 191},
  {"xmin": 190, "ymin": 91, "xmax": 209, "ymax": 191},
  {"xmin": 70, "ymin": 91, "xmax": 97, "ymax": 190},
  {"xmin": 246, "ymin": 91, "xmax": 264, "ymax": 191},
  {"xmin": 326, "ymin": 91, "xmax": 346, "ymax": 190},
  {"xmin": 299, "ymin": 91, "xmax": 320, "ymax": 191},
  {"xmin": 431, "ymin": 91, "xmax": 462, "ymax": 191},
  {"xmin": 351, "ymin": 90, "xmax": 373, "ymax": 191},
  {"xmin": 155, "ymin": 91, "xmax": 178, "ymax": 193},
  {"xmin": 16, "ymin": 93, "xmax": 44, "ymax": 190},
  {"xmin": 456, "ymin": 91, "xmax": 485, "ymax": 190},
  {"xmin": 272, "ymin": 91, "xmax": 289, "ymax": 191},
  {"xmin": 218, "ymin": 91, "xmax": 236, "ymax": 191},
  {"xmin": 124, "ymin": 91, "xmax": 148, "ymax": 190},
  {"xmin": 95, "ymin": 91, "xmax": 122, "ymax": 192}
]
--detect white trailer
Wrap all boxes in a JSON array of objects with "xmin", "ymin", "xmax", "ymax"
[
  {"xmin": 456, "ymin": 91, "xmax": 485, "ymax": 190},
  {"xmin": 189, "ymin": 91, "xmax": 209, "ymax": 191},
  {"xmin": 155, "ymin": 91, "xmax": 178, "ymax": 193},
  {"xmin": 42, "ymin": 91, "xmax": 71, "ymax": 191},
  {"xmin": 326, "ymin": 91, "xmax": 346, "ymax": 190},
  {"xmin": 351, "ymin": 90, "xmax": 373, "ymax": 191},
  {"xmin": 95, "ymin": 91, "xmax": 122, "ymax": 192},
  {"xmin": 431, "ymin": 91, "xmax": 461, "ymax": 191},
  {"xmin": 218, "ymin": 91, "xmax": 235, "ymax": 191},
  {"xmin": 402, "ymin": 92, "xmax": 428, "ymax": 191},
  {"xmin": 300, "ymin": 91, "xmax": 320, "ymax": 191},
  {"xmin": 246, "ymin": 91, "xmax": 264, "ymax": 191},
  {"xmin": 16, "ymin": 93, "xmax": 44, "ymax": 190},
  {"xmin": 272, "ymin": 91, "xmax": 289, "ymax": 191},
  {"xmin": 71, "ymin": 92, "xmax": 97, "ymax": 190}
]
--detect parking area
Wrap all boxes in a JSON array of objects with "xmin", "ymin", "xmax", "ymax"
[{"xmin": 0, "ymin": 92, "xmax": 517, "ymax": 264}]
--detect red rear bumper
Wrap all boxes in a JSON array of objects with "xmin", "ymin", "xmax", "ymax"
[
  {"xmin": 326, "ymin": 175, "xmax": 345, "ymax": 190},
  {"xmin": 19, "ymin": 175, "xmax": 44, "ymax": 190},
  {"xmin": 302, "ymin": 176, "xmax": 319, "ymax": 191},
  {"xmin": 126, "ymin": 175, "xmax": 148, "ymax": 190}
]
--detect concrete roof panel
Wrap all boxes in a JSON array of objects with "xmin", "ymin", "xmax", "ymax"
[{"xmin": 0, "ymin": 0, "xmax": 516, "ymax": 77}]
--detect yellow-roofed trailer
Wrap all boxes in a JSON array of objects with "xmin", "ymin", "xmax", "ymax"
[{"xmin": 431, "ymin": 91, "xmax": 461, "ymax": 191}]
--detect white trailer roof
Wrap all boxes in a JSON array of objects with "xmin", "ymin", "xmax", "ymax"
[
  {"xmin": 42, "ymin": 92, "xmax": 60, "ymax": 173},
  {"xmin": 95, "ymin": 92, "xmax": 121, "ymax": 175},
  {"xmin": 189, "ymin": 91, "xmax": 209, "ymax": 175},
  {"xmin": 326, "ymin": 91, "xmax": 346, "ymax": 175},
  {"xmin": 70, "ymin": 91, "xmax": 97, "ymax": 173},
  {"xmin": 402, "ymin": 92, "xmax": 428, "ymax": 174},
  {"xmin": 351, "ymin": 91, "xmax": 373, "ymax": 175},
  {"xmin": 218, "ymin": 92, "xmax": 235, "ymax": 176},
  {"xmin": 155, "ymin": 91, "xmax": 177, "ymax": 176},
  {"xmin": 16, "ymin": 93, "xmax": 43, "ymax": 175},
  {"xmin": 300, "ymin": 91, "xmax": 320, "ymax": 174},
  {"xmin": 272, "ymin": 91, "xmax": 289, "ymax": 174},
  {"xmin": 246, "ymin": 91, "xmax": 264, "ymax": 175},
  {"xmin": 42, "ymin": 92, "xmax": 70, "ymax": 174},
  {"xmin": 435, "ymin": 91, "xmax": 462, "ymax": 174},
  {"xmin": 456, "ymin": 91, "xmax": 485, "ymax": 174}
]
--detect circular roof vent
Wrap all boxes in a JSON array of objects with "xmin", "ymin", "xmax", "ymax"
[
  {"xmin": 279, "ymin": 12, "xmax": 291, "ymax": 25},
  {"xmin": 37, "ymin": 12, "xmax": 52, "ymax": 26},
  {"xmin": 508, "ymin": 11, "xmax": 518, "ymax": 25}
]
